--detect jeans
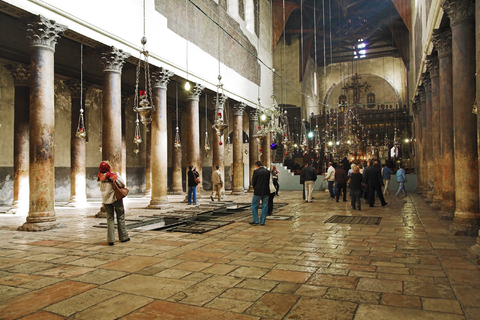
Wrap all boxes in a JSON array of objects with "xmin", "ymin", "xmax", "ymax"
[
  {"xmin": 188, "ymin": 186, "xmax": 197, "ymax": 204},
  {"xmin": 104, "ymin": 199, "xmax": 129, "ymax": 243},
  {"xmin": 328, "ymin": 181, "xmax": 334, "ymax": 198},
  {"xmin": 251, "ymin": 195, "xmax": 269, "ymax": 224},
  {"xmin": 350, "ymin": 189, "xmax": 362, "ymax": 210},
  {"xmin": 396, "ymin": 182, "xmax": 407, "ymax": 197}
]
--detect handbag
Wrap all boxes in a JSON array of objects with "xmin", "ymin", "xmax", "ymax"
[
  {"xmin": 194, "ymin": 177, "xmax": 201, "ymax": 184},
  {"xmin": 113, "ymin": 180, "xmax": 129, "ymax": 200}
]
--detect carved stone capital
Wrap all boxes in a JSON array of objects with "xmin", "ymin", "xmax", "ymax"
[
  {"xmin": 418, "ymin": 86, "xmax": 426, "ymax": 102},
  {"xmin": 151, "ymin": 67, "xmax": 174, "ymax": 89},
  {"xmin": 25, "ymin": 15, "xmax": 67, "ymax": 51},
  {"xmin": 412, "ymin": 96, "xmax": 422, "ymax": 114},
  {"xmin": 426, "ymin": 55, "xmax": 439, "ymax": 78},
  {"xmin": 4, "ymin": 63, "xmax": 30, "ymax": 86},
  {"xmin": 64, "ymin": 79, "xmax": 89, "ymax": 98},
  {"xmin": 441, "ymin": 0, "xmax": 475, "ymax": 25},
  {"xmin": 432, "ymin": 29, "xmax": 452, "ymax": 57},
  {"xmin": 97, "ymin": 46, "xmax": 131, "ymax": 73},
  {"xmin": 421, "ymin": 72, "xmax": 431, "ymax": 93},
  {"xmin": 232, "ymin": 102, "xmax": 246, "ymax": 116},
  {"xmin": 187, "ymin": 83, "xmax": 205, "ymax": 100},
  {"xmin": 246, "ymin": 107, "xmax": 259, "ymax": 119}
]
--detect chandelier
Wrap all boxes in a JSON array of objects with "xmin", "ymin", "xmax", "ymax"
[{"xmin": 212, "ymin": 75, "xmax": 228, "ymax": 136}]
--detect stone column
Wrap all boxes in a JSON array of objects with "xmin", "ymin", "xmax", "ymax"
[
  {"xmin": 212, "ymin": 94, "xmax": 226, "ymax": 196},
  {"xmin": 121, "ymin": 96, "xmax": 128, "ymax": 181},
  {"xmin": 231, "ymin": 102, "xmax": 246, "ymax": 194},
  {"xmin": 418, "ymin": 85, "xmax": 427, "ymax": 195},
  {"xmin": 19, "ymin": 16, "xmax": 67, "ymax": 231},
  {"xmin": 262, "ymin": 132, "xmax": 272, "ymax": 169},
  {"xmin": 426, "ymin": 56, "xmax": 442, "ymax": 208},
  {"xmin": 412, "ymin": 96, "xmax": 423, "ymax": 193},
  {"xmin": 64, "ymin": 79, "xmax": 88, "ymax": 207},
  {"xmin": 442, "ymin": 0, "xmax": 479, "ymax": 235},
  {"xmin": 247, "ymin": 108, "xmax": 259, "ymax": 192},
  {"xmin": 170, "ymin": 110, "xmax": 184, "ymax": 194},
  {"xmin": 98, "ymin": 46, "xmax": 131, "ymax": 172},
  {"xmin": 432, "ymin": 28, "xmax": 455, "ymax": 216},
  {"xmin": 421, "ymin": 72, "xmax": 434, "ymax": 203},
  {"xmin": 144, "ymin": 124, "xmax": 151, "ymax": 198},
  {"xmin": 185, "ymin": 83, "xmax": 205, "ymax": 197},
  {"xmin": 198, "ymin": 115, "xmax": 205, "ymax": 194},
  {"xmin": 4, "ymin": 63, "xmax": 30, "ymax": 214},
  {"xmin": 147, "ymin": 68, "xmax": 174, "ymax": 209}
]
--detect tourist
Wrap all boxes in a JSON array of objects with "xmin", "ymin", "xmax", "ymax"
[
  {"xmin": 335, "ymin": 164, "xmax": 348, "ymax": 202},
  {"xmin": 272, "ymin": 165, "xmax": 280, "ymax": 196},
  {"xmin": 301, "ymin": 161, "xmax": 317, "ymax": 203},
  {"xmin": 364, "ymin": 161, "xmax": 388, "ymax": 207},
  {"xmin": 382, "ymin": 164, "xmax": 394, "ymax": 195},
  {"xmin": 250, "ymin": 161, "xmax": 271, "ymax": 226},
  {"xmin": 187, "ymin": 165, "xmax": 199, "ymax": 205},
  {"xmin": 324, "ymin": 162, "xmax": 335, "ymax": 200},
  {"xmin": 210, "ymin": 165, "xmax": 223, "ymax": 202},
  {"xmin": 396, "ymin": 165, "xmax": 408, "ymax": 198},
  {"xmin": 267, "ymin": 166, "xmax": 276, "ymax": 216},
  {"xmin": 97, "ymin": 161, "xmax": 130, "ymax": 246},
  {"xmin": 349, "ymin": 166, "xmax": 363, "ymax": 211},
  {"xmin": 300, "ymin": 163, "xmax": 308, "ymax": 200}
]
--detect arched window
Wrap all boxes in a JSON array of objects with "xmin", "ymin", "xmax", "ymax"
[{"xmin": 367, "ymin": 92, "xmax": 375, "ymax": 108}]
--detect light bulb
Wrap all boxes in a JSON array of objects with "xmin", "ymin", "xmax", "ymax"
[
  {"xmin": 185, "ymin": 81, "xmax": 191, "ymax": 91},
  {"xmin": 260, "ymin": 114, "xmax": 267, "ymax": 121}
]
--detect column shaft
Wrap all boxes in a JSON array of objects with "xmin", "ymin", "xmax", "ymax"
[
  {"xmin": 145, "ymin": 124, "xmax": 152, "ymax": 197},
  {"xmin": 262, "ymin": 132, "xmax": 272, "ymax": 169},
  {"xmin": 248, "ymin": 110, "xmax": 259, "ymax": 192},
  {"xmin": 232, "ymin": 103, "xmax": 245, "ymax": 194},
  {"xmin": 423, "ymin": 73, "xmax": 434, "ymax": 203}
]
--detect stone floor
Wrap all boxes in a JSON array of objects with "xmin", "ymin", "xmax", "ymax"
[{"xmin": 0, "ymin": 190, "xmax": 479, "ymax": 320}]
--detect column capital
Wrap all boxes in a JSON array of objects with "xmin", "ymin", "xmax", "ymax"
[
  {"xmin": 4, "ymin": 63, "xmax": 30, "ymax": 86},
  {"xmin": 432, "ymin": 29, "xmax": 452, "ymax": 57},
  {"xmin": 421, "ymin": 72, "xmax": 431, "ymax": 93},
  {"xmin": 441, "ymin": 0, "xmax": 474, "ymax": 25},
  {"xmin": 97, "ymin": 46, "xmax": 131, "ymax": 73},
  {"xmin": 426, "ymin": 55, "xmax": 439, "ymax": 78},
  {"xmin": 25, "ymin": 15, "xmax": 67, "ymax": 51},
  {"xmin": 187, "ymin": 83, "xmax": 205, "ymax": 101},
  {"xmin": 418, "ymin": 85, "xmax": 426, "ymax": 102},
  {"xmin": 232, "ymin": 102, "xmax": 246, "ymax": 116},
  {"xmin": 151, "ymin": 67, "xmax": 174, "ymax": 89},
  {"xmin": 246, "ymin": 107, "xmax": 259, "ymax": 119},
  {"xmin": 64, "ymin": 79, "xmax": 89, "ymax": 98},
  {"xmin": 412, "ymin": 95, "xmax": 422, "ymax": 114}
]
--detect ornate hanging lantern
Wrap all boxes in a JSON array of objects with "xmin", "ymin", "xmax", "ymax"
[
  {"xmin": 174, "ymin": 82, "xmax": 181, "ymax": 149},
  {"xmin": 133, "ymin": 118, "xmax": 141, "ymax": 154},
  {"xmin": 226, "ymin": 135, "xmax": 231, "ymax": 153},
  {"xmin": 75, "ymin": 44, "xmax": 86, "ymax": 139},
  {"xmin": 174, "ymin": 127, "xmax": 181, "ymax": 149},
  {"xmin": 212, "ymin": 75, "xmax": 228, "ymax": 136}
]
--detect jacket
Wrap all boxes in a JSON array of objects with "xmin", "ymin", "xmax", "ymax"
[
  {"xmin": 325, "ymin": 166, "xmax": 335, "ymax": 181},
  {"xmin": 252, "ymin": 166, "xmax": 271, "ymax": 196},
  {"xmin": 364, "ymin": 165, "xmax": 383, "ymax": 187},
  {"xmin": 188, "ymin": 170, "xmax": 199, "ymax": 187},
  {"xmin": 301, "ymin": 165, "xmax": 317, "ymax": 182},
  {"xmin": 396, "ymin": 168, "xmax": 406, "ymax": 182},
  {"xmin": 382, "ymin": 167, "xmax": 394, "ymax": 180},
  {"xmin": 349, "ymin": 172, "xmax": 363, "ymax": 190},
  {"xmin": 334, "ymin": 168, "xmax": 348, "ymax": 184},
  {"xmin": 212, "ymin": 169, "xmax": 223, "ymax": 186},
  {"xmin": 98, "ymin": 173, "xmax": 125, "ymax": 204}
]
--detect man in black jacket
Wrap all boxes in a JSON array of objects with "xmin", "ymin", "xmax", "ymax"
[
  {"xmin": 250, "ymin": 161, "xmax": 271, "ymax": 225},
  {"xmin": 335, "ymin": 164, "xmax": 348, "ymax": 202},
  {"xmin": 364, "ymin": 161, "xmax": 388, "ymax": 207},
  {"xmin": 301, "ymin": 161, "xmax": 317, "ymax": 202}
]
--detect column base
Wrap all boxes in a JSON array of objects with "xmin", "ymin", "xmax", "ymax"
[
  {"xmin": 143, "ymin": 190, "xmax": 151, "ymax": 198},
  {"xmin": 449, "ymin": 212, "xmax": 480, "ymax": 236},
  {"xmin": 438, "ymin": 210, "xmax": 455, "ymax": 220},
  {"xmin": 247, "ymin": 186, "xmax": 254, "ymax": 193},
  {"xmin": 147, "ymin": 198, "xmax": 172, "ymax": 209},
  {"xmin": 430, "ymin": 201, "xmax": 443, "ymax": 211},
  {"xmin": 169, "ymin": 187, "xmax": 184, "ymax": 195},
  {"xmin": 231, "ymin": 189, "xmax": 245, "ymax": 195},
  {"xmin": 18, "ymin": 221, "xmax": 59, "ymax": 231},
  {"xmin": 65, "ymin": 197, "xmax": 88, "ymax": 207}
]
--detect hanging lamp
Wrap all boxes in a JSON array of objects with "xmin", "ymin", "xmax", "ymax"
[
  {"xmin": 174, "ymin": 82, "xmax": 181, "ymax": 149},
  {"xmin": 133, "ymin": 0, "xmax": 155, "ymax": 125},
  {"xmin": 204, "ymin": 93, "xmax": 210, "ymax": 154},
  {"xmin": 75, "ymin": 44, "xmax": 86, "ymax": 139}
]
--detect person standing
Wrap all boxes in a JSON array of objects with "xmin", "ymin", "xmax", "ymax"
[
  {"xmin": 335, "ymin": 164, "xmax": 348, "ymax": 202},
  {"xmin": 301, "ymin": 161, "xmax": 317, "ymax": 203},
  {"xmin": 349, "ymin": 166, "xmax": 363, "ymax": 211},
  {"xmin": 267, "ymin": 167, "xmax": 276, "ymax": 215},
  {"xmin": 272, "ymin": 165, "xmax": 280, "ymax": 196},
  {"xmin": 362, "ymin": 160, "xmax": 373, "ymax": 204},
  {"xmin": 97, "ymin": 161, "xmax": 130, "ymax": 246},
  {"xmin": 187, "ymin": 165, "xmax": 199, "ymax": 205},
  {"xmin": 250, "ymin": 161, "xmax": 271, "ymax": 225},
  {"xmin": 300, "ymin": 162, "xmax": 308, "ymax": 200},
  {"xmin": 382, "ymin": 164, "xmax": 394, "ymax": 195},
  {"xmin": 324, "ymin": 162, "xmax": 335, "ymax": 200},
  {"xmin": 364, "ymin": 161, "xmax": 388, "ymax": 207},
  {"xmin": 396, "ymin": 165, "xmax": 408, "ymax": 198},
  {"xmin": 210, "ymin": 165, "xmax": 223, "ymax": 201}
]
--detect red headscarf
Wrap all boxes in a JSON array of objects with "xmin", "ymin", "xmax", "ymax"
[{"xmin": 98, "ymin": 161, "xmax": 115, "ymax": 181}]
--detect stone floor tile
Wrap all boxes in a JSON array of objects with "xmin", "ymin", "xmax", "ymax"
[
  {"xmin": 229, "ymin": 266, "xmax": 270, "ymax": 279},
  {"xmin": 181, "ymin": 272, "xmax": 213, "ymax": 282},
  {"xmin": 220, "ymin": 288, "xmax": 265, "ymax": 301},
  {"xmin": 0, "ymin": 280, "xmax": 95, "ymax": 320},
  {"xmin": 37, "ymin": 265, "xmax": 94, "ymax": 279},
  {"xmin": 313, "ymin": 267, "xmax": 350, "ymax": 275},
  {"xmin": 354, "ymin": 304, "xmax": 465, "ymax": 320},
  {"xmin": 273, "ymin": 263, "xmax": 318, "ymax": 273},
  {"xmin": 381, "ymin": 293, "xmax": 422, "ymax": 309},
  {"xmin": 262, "ymin": 269, "xmax": 313, "ymax": 283},
  {"xmin": 99, "ymin": 256, "xmax": 164, "ymax": 273},
  {"xmin": 19, "ymin": 310, "xmax": 66, "ymax": 320},
  {"xmin": 445, "ymin": 268, "xmax": 480, "ymax": 285},
  {"xmin": 74, "ymin": 293, "xmax": 153, "ymax": 320},
  {"xmin": 284, "ymin": 296, "xmax": 357, "ymax": 320},
  {"xmin": 121, "ymin": 300, "xmax": 259, "ymax": 320},
  {"xmin": 18, "ymin": 276, "xmax": 63, "ymax": 290},
  {"xmin": 236, "ymin": 278, "xmax": 279, "ymax": 291},
  {"xmin": 0, "ymin": 273, "xmax": 42, "ymax": 286},
  {"xmin": 376, "ymin": 266, "xmax": 410, "ymax": 274},
  {"xmin": 205, "ymin": 297, "xmax": 254, "ymax": 313},
  {"xmin": 271, "ymin": 282, "xmax": 301, "ymax": 294},
  {"xmin": 5, "ymin": 261, "xmax": 56, "ymax": 274},
  {"xmin": 44, "ymin": 288, "xmax": 120, "ymax": 316},
  {"xmin": 172, "ymin": 261, "xmax": 214, "ymax": 272},
  {"xmin": 0, "ymin": 284, "xmax": 31, "ymax": 303},
  {"xmin": 452, "ymin": 284, "xmax": 480, "ymax": 307},
  {"xmin": 202, "ymin": 263, "xmax": 239, "ymax": 275},
  {"xmin": 404, "ymin": 282, "xmax": 456, "ymax": 299},
  {"xmin": 378, "ymin": 273, "xmax": 435, "ymax": 283},
  {"xmin": 307, "ymin": 274, "xmax": 358, "ymax": 289},
  {"xmin": 464, "ymin": 307, "xmax": 480, "ymax": 320},
  {"xmin": 324, "ymin": 287, "xmax": 381, "ymax": 304},
  {"xmin": 71, "ymin": 269, "xmax": 128, "ymax": 285},
  {"xmin": 100, "ymin": 274, "xmax": 196, "ymax": 299},
  {"xmin": 422, "ymin": 298, "xmax": 463, "ymax": 314},
  {"xmin": 245, "ymin": 292, "xmax": 299, "ymax": 319},
  {"xmin": 356, "ymin": 278, "xmax": 403, "ymax": 294},
  {"xmin": 294, "ymin": 284, "xmax": 328, "ymax": 297},
  {"xmin": 348, "ymin": 270, "xmax": 377, "ymax": 278},
  {"xmin": 411, "ymin": 268, "xmax": 446, "ymax": 277},
  {"xmin": 154, "ymin": 268, "xmax": 192, "ymax": 279}
]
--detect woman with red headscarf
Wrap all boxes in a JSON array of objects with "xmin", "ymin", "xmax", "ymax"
[{"xmin": 98, "ymin": 161, "xmax": 130, "ymax": 246}]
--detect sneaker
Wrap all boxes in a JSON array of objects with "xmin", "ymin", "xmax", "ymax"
[
  {"xmin": 108, "ymin": 242, "xmax": 114, "ymax": 246},
  {"xmin": 187, "ymin": 203, "xmax": 192, "ymax": 205},
  {"xmin": 249, "ymin": 221, "xmax": 259, "ymax": 225},
  {"xmin": 120, "ymin": 238, "xmax": 130, "ymax": 243},
  {"xmin": 382, "ymin": 203, "xmax": 388, "ymax": 206},
  {"xmin": 260, "ymin": 223, "xmax": 265, "ymax": 226},
  {"xmin": 210, "ymin": 195, "xmax": 214, "ymax": 201}
]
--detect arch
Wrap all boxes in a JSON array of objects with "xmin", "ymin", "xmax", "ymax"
[{"xmin": 323, "ymin": 73, "xmax": 402, "ymax": 109}]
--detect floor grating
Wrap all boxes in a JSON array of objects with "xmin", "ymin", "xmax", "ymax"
[{"xmin": 324, "ymin": 215, "xmax": 382, "ymax": 225}]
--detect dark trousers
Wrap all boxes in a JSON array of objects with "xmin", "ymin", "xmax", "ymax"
[
  {"xmin": 368, "ymin": 185, "xmax": 387, "ymax": 206},
  {"xmin": 328, "ymin": 181, "xmax": 334, "ymax": 198},
  {"xmin": 268, "ymin": 192, "xmax": 275, "ymax": 214},
  {"xmin": 302, "ymin": 184, "xmax": 305, "ymax": 200},
  {"xmin": 273, "ymin": 179, "xmax": 279, "ymax": 195},
  {"xmin": 336, "ymin": 182, "xmax": 347, "ymax": 201},
  {"xmin": 350, "ymin": 189, "xmax": 362, "ymax": 210}
]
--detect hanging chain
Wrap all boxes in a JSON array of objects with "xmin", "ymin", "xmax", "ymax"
[{"xmin": 176, "ymin": 81, "xmax": 179, "ymax": 128}]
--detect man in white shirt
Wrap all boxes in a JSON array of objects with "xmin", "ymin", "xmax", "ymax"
[{"xmin": 324, "ymin": 162, "xmax": 335, "ymax": 200}]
